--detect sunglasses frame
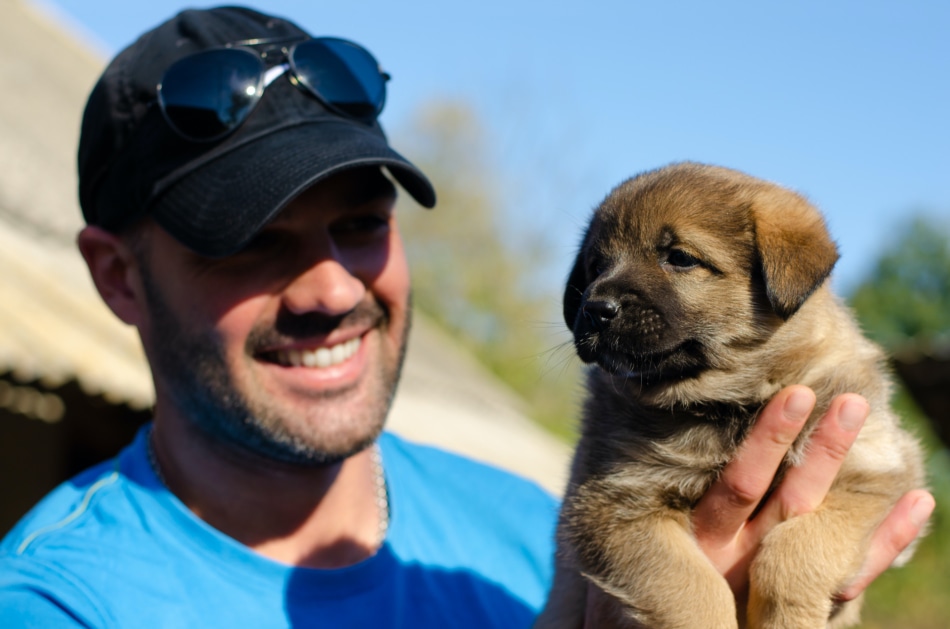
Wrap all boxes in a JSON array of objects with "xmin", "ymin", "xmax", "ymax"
[{"xmin": 156, "ymin": 35, "xmax": 390, "ymax": 143}]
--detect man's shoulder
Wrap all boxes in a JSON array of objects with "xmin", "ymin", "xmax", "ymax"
[
  {"xmin": 0, "ymin": 456, "xmax": 146, "ymax": 627},
  {"xmin": 0, "ymin": 427, "xmax": 172, "ymax": 592},
  {"xmin": 1, "ymin": 458, "xmax": 126, "ymax": 557}
]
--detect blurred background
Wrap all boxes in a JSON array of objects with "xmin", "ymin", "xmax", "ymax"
[{"xmin": 1, "ymin": 0, "xmax": 947, "ymax": 626}]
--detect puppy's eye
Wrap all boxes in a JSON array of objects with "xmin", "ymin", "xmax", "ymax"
[
  {"xmin": 666, "ymin": 249, "xmax": 700, "ymax": 269},
  {"xmin": 587, "ymin": 258, "xmax": 608, "ymax": 279}
]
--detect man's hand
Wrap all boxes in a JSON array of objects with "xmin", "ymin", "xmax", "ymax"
[
  {"xmin": 583, "ymin": 385, "xmax": 934, "ymax": 628},
  {"xmin": 692, "ymin": 386, "xmax": 934, "ymax": 617}
]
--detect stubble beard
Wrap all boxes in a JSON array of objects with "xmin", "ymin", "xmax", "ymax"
[{"xmin": 140, "ymin": 264, "xmax": 410, "ymax": 467}]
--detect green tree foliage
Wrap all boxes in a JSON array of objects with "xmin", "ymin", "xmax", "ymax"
[
  {"xmin": 850, "ymin": 217, "xmax": 950, "ymax": 352},
  {"xmin": 848, "ymin": 215, "xmax": 950, "ymax": 628},
  {"xmin": 393, "ymin": 101, "xmax": 581, "ymax": 439}
]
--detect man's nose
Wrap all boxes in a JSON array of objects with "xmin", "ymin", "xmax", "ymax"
[{"xmin": 281, "ymin": 250, "xmax": 366, "ymax": 317}]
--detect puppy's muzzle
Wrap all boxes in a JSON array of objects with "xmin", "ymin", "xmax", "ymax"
[{"xmin": 582, "ymin": 299, "xmax": 619, "ymax": 332}]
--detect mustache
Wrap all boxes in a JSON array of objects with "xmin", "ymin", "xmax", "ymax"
[{"xmin": 246, "ymin": 301, "xmax": 388, "ymax": 352}]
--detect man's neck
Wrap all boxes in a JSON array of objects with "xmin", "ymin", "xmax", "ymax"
[{"xmin": 149, "ymin": 414, "xmax": 384, "ymax": 569}]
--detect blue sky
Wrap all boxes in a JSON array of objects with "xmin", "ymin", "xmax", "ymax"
[{"xmin": 34, "ymin": 0, "xmax": 949, "ymax": 296}]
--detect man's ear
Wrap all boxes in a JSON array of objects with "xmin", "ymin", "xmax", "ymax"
[{"xmin": 77, "ymin": 226, "xmax": 147, "ymax": 327}]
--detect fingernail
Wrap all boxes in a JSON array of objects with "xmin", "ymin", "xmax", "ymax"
[
  {"xmin": 910, "ymin": 495, "xmax": 935, "ymax": 527},
  {"xmin": 838, "ymin": 398, "xmax": 868, "ymax": 432},
  {"xmin": 783, "ymin": 389, "xmax": 813, "ymax": 421}
]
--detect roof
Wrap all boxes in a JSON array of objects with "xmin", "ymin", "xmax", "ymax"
[
  {"xmin": 0, "ymin": 222, "xmax": 153, "ymax": 406},
  {"xmin": 0, "ymin": 0, "xmax": 98, "ymax": 241},
  {"xmin": 0, "ymin": 0, "xmax": 150, "ymax": 406},
  {"xmin": 0, "ymin": 0, "xmax": 569, "ymax": 493}
]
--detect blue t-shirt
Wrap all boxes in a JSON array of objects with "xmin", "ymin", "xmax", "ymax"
[{"xmin": 0, "ymin": 428, "xmax": 558, "ymax": 628}]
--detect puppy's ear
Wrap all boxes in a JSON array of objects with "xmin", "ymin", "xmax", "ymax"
[
  {"xmin": 564, "ymin": 246, "xmax": 588, "ymax": 331},
  {"xmin": 753, "ymin": 186, "xmax": 839, "ymax": 320}
]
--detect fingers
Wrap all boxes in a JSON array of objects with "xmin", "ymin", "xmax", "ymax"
[
  {"xmin": 837, "ymin": 490, "xmax": 935, "ymax": 601},
  {"xmin": 693, "ymin": 385, "xmax": 815, "ymax": 546},
  {"xmin": 752, "ymin": 393, "xmax": 868, "ymax": 532},
  {"xmin": 688, "ymin": 385, "xmax": 928, "ymax": 613}
]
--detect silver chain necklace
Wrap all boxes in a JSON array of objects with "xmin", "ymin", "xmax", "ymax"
[
  {"xmin": 369, "ymin": 442, "xmax": 390, "ymax": 547},
  {"xmin": 145, "ymin": 427, "xmax": 390, "ymax": 549}
]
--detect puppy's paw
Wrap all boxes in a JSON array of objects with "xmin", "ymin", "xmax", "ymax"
[{"xmin": 748, "ymin": 512, "xmax": 865, "ymax": 629}]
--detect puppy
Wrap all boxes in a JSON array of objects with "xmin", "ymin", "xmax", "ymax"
[{"xmin": 536, "ymin": 163, "xmax": 925, "ymax": 629}]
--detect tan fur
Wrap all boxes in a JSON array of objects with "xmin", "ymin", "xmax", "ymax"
[{"xmin": 536, "ymin": 163, "xmax": 925, "ymax": 629}]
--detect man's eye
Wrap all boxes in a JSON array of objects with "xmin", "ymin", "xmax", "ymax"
[
  {"xmin": 335, "ymin": 215, "xmax": 389, "ymax": 235},
  {"xmin": 666, "ymin": 249, "xmax": 700, "ymax": 269}
]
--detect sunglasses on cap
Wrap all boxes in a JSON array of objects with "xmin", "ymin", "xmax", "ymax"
[{"xmin": 156, "ymin": 36, "xmax": 389, "ymax": 142}]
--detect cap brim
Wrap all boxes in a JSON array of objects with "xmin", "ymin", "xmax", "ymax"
[{"xmin": 150, "ymin": 118, "xmax": 436, "ymax": 257}]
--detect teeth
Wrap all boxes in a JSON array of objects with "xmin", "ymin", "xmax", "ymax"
[
  {"xmin": 330, "ymin": 343, "xmax": 346, "ymax": 364},
  {"xmin": 275, "ymin": 337, "xmax": 361, "ymax": 368}
]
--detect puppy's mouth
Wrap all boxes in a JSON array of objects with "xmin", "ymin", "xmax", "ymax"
[{"xmin": 575, "ymin": 334, "xmax": 704, "ymax": 382}]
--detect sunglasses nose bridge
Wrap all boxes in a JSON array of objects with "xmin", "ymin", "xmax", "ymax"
[{"xmin": 261, "ymin": 63, "xmax": 291, "ymax": 91}]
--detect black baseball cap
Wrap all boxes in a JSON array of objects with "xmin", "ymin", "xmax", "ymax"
[{"xmin": 78, "ymin": 5, "xmax": 436, "ymax": 257}]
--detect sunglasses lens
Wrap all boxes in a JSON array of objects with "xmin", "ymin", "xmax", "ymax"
[
  {"xmin": 291, "ymin": 39, "xmax": 386, "ymax": 120},
  {"xmin": 159, "ymin": 49, "xmax": 263, "ymax": 140}
]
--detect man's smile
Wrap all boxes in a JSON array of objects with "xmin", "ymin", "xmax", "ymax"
[{"xmin": 263, "ymin": 337, "xmax": 363, "ymax": 369}]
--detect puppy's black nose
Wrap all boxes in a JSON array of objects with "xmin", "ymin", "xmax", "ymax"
[{"xmin": 582, "ymin": 299, "xmax": 619, "ymax": 330}]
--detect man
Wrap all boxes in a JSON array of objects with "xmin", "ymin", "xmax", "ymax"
[{"xmin": 0, "ymin": 6, "xmax": 933, "ymax": 628}]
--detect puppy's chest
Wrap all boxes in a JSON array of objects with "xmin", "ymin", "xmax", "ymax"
[{"xmin": 579, "ymin": 401, "xmax": 762, "ymax": 508}]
